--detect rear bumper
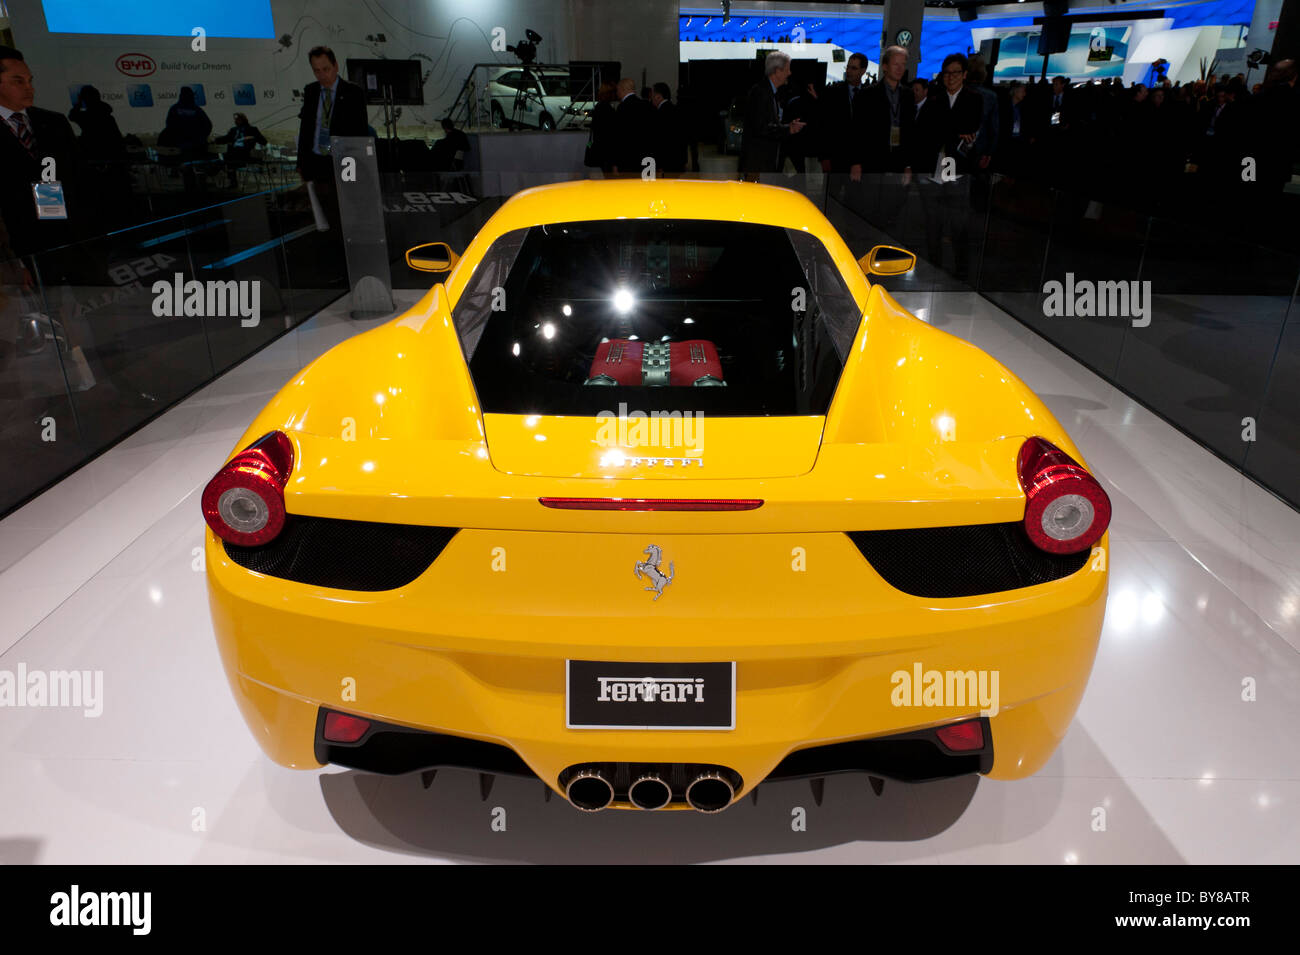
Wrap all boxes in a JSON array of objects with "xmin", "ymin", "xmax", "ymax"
[
  {"xmin": 314, "ymin": 706, "xmax": 993, "ymax": 809},
  {"xmin": 316, "ymin": 708, "xmax": 995, "ymax": 782},
  {"xmin": 207, "ymin": 527, "xmax": 1107, "ymax": 798}
]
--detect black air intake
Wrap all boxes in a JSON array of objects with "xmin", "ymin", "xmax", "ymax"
[
  {"xmin": 848, "ymin": 522, "xmax": 1090, "ymax": 598},
  {"xmin": 224, "ymin": 515, "xmax": 457, "ymax": 591}
]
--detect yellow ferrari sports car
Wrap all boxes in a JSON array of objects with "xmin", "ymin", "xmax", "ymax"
[{"xmin": 204, "ymin": 179, "xmax": 1109, "ymax": 813}]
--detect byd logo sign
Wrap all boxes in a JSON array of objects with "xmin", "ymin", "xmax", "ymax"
[{"xmin": 116, "ymin": 54, "xmax": 156, "ymax": 77}]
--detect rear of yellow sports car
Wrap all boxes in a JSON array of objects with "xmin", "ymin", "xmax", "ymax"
[{"xmin": 205, "ymin": 179, "xmax": 1109, "ymax": 812}]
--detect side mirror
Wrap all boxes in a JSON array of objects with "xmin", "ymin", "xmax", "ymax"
[
  {"xmin": 406, "ymin": 241, "xmax": 460, "ymax": 274},
  {"xmin": 859, "ymin": 244, "xmax": 916, "ymax": 277}
]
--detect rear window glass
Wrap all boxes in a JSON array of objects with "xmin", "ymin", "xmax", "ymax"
[{"xmin": 451, "ymin": 218, "xmax": 861, "ymax": 416}]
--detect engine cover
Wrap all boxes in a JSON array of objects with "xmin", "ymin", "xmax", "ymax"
[{"xmin": 585, "ymin": 339, "xmax": 725, "ymax": 387}]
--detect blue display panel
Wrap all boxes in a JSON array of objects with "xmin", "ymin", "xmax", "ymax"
[
  {"xmin": 681, "ymin": 0, "xmax": 1252, "ymax": 81},
  {"xmin": 995, "ymin": 26, "xmax": 1132, "ymax": 80},
  {"xmin": 42, "ymin": 0, "xmax": 275, "ymax": 38},
  {"xmin": 126, "ymin": 84, "xmax": 154, "ymax": 107}
]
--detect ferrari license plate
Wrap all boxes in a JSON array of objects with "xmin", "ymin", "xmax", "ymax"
[{"xmin": 566, "ymin": 661, "xmax": 735, "ymax": 730}]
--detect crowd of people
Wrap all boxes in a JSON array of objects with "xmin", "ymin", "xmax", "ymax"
[
  {"xmin": 746, "ymin": 47, "xmax": 1300, "ymax": 264},
  {"xmin": 0, "ymin": 43, "xmax": 455, "ymax": 270},
  {"xmin": 584, "ymin": 77, "xmax": 693, "ymax": 176},
  {"xmin": 584, "ymin": 47, "xmax": 1300, "ymax": 270},
  {"xmin": 4, "ymin": 34, "xmax": 1299, "ymax": 273}
]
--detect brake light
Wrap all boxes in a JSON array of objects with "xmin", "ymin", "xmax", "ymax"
[
  {"xmin": 1016, "ymin": 437, "xmax": 1111, "ymax": 554},
  {"xmin": 201, "ymin": 431, "xmax": 294, "ymax": 546},
  {"xmin": 539, "ymin": 498, "xmax": 763, "ymax": 511}
]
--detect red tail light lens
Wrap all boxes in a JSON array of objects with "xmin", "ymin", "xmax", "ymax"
[
  {"xmin": 201, "ymin": 431, "xmax": 294, "ymax": 546},
  {"xmin": 1016, "ymin": 437, "xmax": 1111, "ymax": 554},
  {"xmin": 936, "ymin": 719, "xmax": 985, "ymax": 752}
]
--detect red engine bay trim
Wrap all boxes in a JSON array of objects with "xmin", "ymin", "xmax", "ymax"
[{"xmin": 585, "ymin": 339, "xmax": 725, "ymax": 387}]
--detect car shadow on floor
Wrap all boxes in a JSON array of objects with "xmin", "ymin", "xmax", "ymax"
[{"xmin": 314, "ymin": 768, "xmax": 984, "ymax": 863}]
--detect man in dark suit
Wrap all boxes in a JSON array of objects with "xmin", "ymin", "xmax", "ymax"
[
  {"xmin": 612, "ymin": 77, "xmax": 654, "ymax": 176},
  {"xmin": 295, "ymin": 45, "xmax": 369, "ymax": 232},
  {"xmin": 649, "ymin": 82, "xmax": 686, "ymax": 176},
  {"xmin": 995, "ymin": 81, "xmax": 1032, "ymax": 179},
  {"xmin": 740, "ymin": 51, "xmax": 805, "ymax": 180},
  {"xmin": 1043, "ymin": 75, "xmax": 1073, "ymax": 129},
  {"xmin": 914, "ymin": 53, "xmax": 985, "ymax": 281},
  {"xmin": 817, "ymin": 52, "xmax": 870, "ymax": 178},
  {"xmin": 0, "ymin": 45, "xmax": 82, "ymax": 261},
  {"xmin": 861, "ymin": 45, "xmax": 916, "ymax": 234}
]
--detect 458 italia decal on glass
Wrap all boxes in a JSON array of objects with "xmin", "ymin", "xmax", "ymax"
[{"xmin": 204, "ymin": 179, "xmax": 1109, "ymax": 813}]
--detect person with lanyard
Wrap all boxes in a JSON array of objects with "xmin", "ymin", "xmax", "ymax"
[
  {"xmin": 862, "ymin": 45, "xmax": 916, "ymax": 236},
  {"xmin": 294, "ymin": 45, "xmax": 368, "ymax": 235},
  {"xmin": 0, "ymin": 44, "xmax": 80, "ymax": 264}
]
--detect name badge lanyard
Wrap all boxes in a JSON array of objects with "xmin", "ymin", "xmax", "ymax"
[
  {"xmin": 9, "ymin": 115, "xmax": 69, "ymax": 220},
  {"xmin": 317, "ymin": 88, "xmax": 334, "ymax": 154}
]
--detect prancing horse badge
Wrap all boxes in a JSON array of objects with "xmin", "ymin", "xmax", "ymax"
[{"xmin": 634, "ymin": 544, "xmax": 674, "ymax": 601}]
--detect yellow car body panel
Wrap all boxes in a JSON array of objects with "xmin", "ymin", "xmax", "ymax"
[{"xmin": 206, "ymin": 179, "xmax": 1108, "ymax": 805}]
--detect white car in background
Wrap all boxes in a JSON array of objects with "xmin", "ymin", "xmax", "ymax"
[{"xmin": 487, "ymin": 67, "xmax": 574, "ymax": 130}]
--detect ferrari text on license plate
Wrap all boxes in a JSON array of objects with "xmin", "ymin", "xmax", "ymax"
[{"xmin": 566, "ymin": 661, "xmax": 735, "ymax": 729}]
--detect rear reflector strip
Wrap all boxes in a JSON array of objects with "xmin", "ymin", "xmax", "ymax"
[
  {"xmin": 539, "ymin": 498, "xmax": 763, "ymax": 511},
  {"xmin": 323, "ymin": 712, "xmax": 371, "ymax": 743},
  {"xmin": 935, "ymin": 720, "xmax": 985, "ymax": 752}
]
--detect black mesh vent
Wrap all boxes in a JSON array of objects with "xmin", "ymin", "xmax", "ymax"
[
  {"xmin": 848, "ymin": 522, "xmax": 1090, "ymax": 598},
  {"xmin": 224, "ymin": 515, "xmax": 458, "ymax": 591}
]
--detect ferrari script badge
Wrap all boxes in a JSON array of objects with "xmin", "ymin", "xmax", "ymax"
[{"xmin": 634, "ymin": 544, "xmax": 674, "ymax": 601}]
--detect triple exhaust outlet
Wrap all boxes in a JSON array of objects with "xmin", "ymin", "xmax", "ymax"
[{"xmin": 561, "ymin": 764, "xmax": 739, "ymax": 813}]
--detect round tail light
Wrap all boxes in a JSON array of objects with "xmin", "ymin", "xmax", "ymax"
[
  {"xmin": 1016, "ymin": 437, "xmax": 1111, "ymax": 554},
  {"xmin": 201, "ymin": 431, "xmax": 294, "ymax": 546}
]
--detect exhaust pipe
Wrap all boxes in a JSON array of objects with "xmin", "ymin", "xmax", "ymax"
[
  {"xmin": 564, "ymin": 767, "xmax": 615, "ymax": 812},
  {"xmin": 685, "ymin": 771, "xmax": 736, "ymax": 813},
  {"xmin": 628, "ymin": 773, "xmax": 673, "ymax": 810}
]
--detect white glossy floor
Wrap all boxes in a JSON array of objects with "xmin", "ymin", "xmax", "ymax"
[{"xmin": 2, "ymin": 288, "xmax": 1297, "ymax": 864}]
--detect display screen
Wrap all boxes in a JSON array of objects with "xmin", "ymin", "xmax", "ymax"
[
  {"xmin": 993, "ymin": 24, "xmax": 1132, "ymax": 79},
  {"xmin": 42, "ymin": 0, "xmax": 275, "ymax": 38}
]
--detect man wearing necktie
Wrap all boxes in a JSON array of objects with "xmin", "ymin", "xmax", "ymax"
[
  {"xmin": 0, "ymin": 45, "xmax": 81, "ymax": 262},
  {"xmin": 816, "ymin": 52, "xmax": 869, "ymax": 182},
  {"xmin": 295, "ymin": 46, "xmax": 369, "ymax": 235}
]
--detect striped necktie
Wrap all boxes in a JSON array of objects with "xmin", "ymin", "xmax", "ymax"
[{"xmin": 9, "ymin": 113, "xmax": 34, "ymax": 155}]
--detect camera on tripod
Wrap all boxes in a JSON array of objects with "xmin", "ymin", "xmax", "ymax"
[{"xmin": 507, "ymin": 29, "xmax": 543, "ymax": 65}]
